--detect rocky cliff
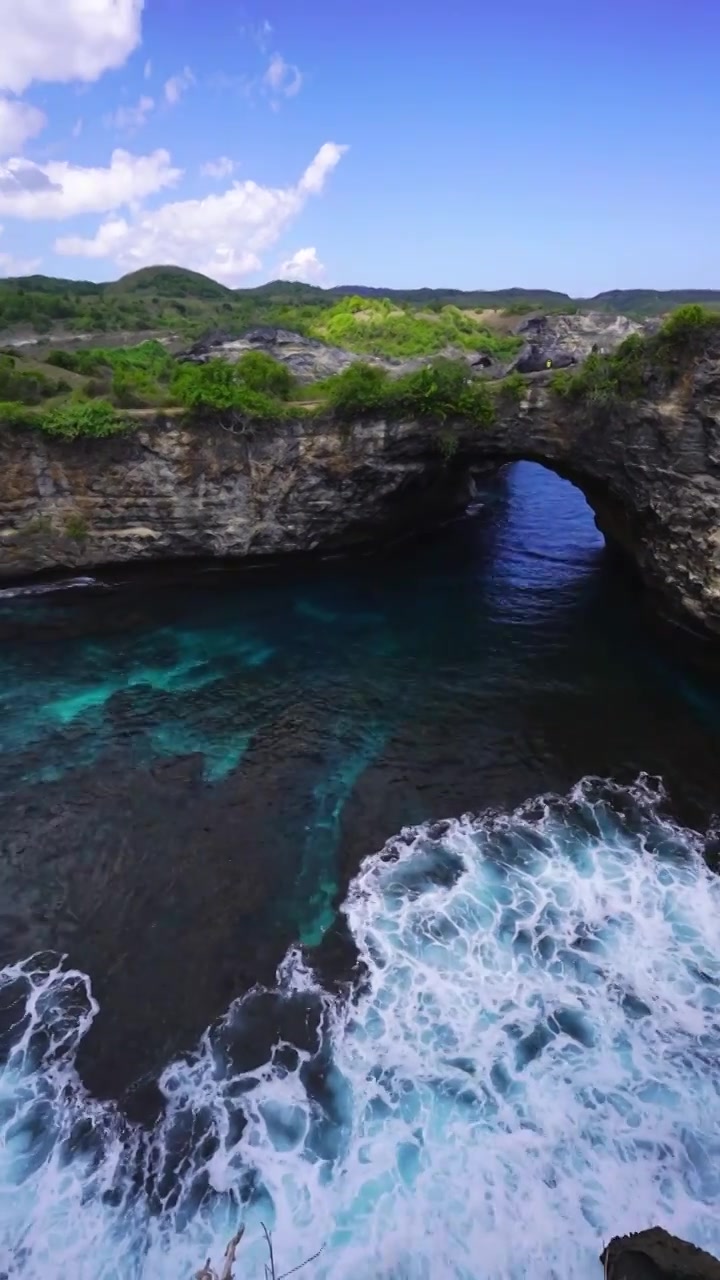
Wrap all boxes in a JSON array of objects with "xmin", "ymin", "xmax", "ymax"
[{"xmin": 1, "ymin": 332, "xmax": 720, "ymax": 640}]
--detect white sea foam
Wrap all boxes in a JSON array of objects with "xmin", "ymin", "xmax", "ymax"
[
  {"xmin": 1, "ymin": 777, "xmax": 720, "ymax": 1278},
  {"xmin": 0, "ymin": 577, "xmax": 99, "ymax": 600}
]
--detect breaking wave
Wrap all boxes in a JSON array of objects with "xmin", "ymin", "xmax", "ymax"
[{"xmin": 2, "ymin": 777, "xmax": 720, "ymax": 1279}]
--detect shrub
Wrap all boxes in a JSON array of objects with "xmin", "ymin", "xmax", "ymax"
[
  {"xmin": 0, "ymin": 360, "xmax": 64, "ymax": 405},
  {"xmin": 235, "ymin": 351, "xmax": 294, "ymax": 399},
  {"xmin": 435, "ymin": 428, "xmax": 460, "ymax": 461},
  {"xmin": 65, "ymin": 512, "xmax": 89, "ymax": 541},
  {"xmin": 45, "ymin": 350, "xmax": 81, "ymax": 372},
  {"xmin": 40, "ymin": 400, "xmax": 124, "ymax": 439},
  {"xmin": 660, "ymin": 303, "xmax": 720, "ymax": 345},
  {"xmin": 391, "ymin": 359, "xmax": 495, "ymax": 425},
  {"xmin": 172, "ymin": 359, "xmax": 283, "ymax": 420},
  {"xmin": 324, "ymin": 362, "xmax": 389, "ymax": 417},
  {"xmin": 654, "ymin": 304, "xmax": 720, "ymax": 376},
  {"xmin": 549, "ymin": 368, "xmax": 579, "ymax": 399},
  {"xmin": 496, "ymin": 370, "xmax": 527, "ymax": 403},
  {"xmin": 0, "ymin": 401, "xmax": 40, "ymax": 429},
  {"xmin": 310, "ymin": 296, "xmax": 523, "ymax": 361},
  {"xmin": 111, "ymin": 366, "xmax": 163, "ymax": 407}
]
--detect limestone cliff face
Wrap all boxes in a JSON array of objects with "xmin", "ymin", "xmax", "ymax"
[{"xmin": 1, "ymin": 338, "xmax": 720, "ymax": 638}]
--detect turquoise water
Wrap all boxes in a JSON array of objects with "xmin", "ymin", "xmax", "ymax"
[{"xmin": 1, "ymin": 462, "xmax": 720, "ymax": 1277}]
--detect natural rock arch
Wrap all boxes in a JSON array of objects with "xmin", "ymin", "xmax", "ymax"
[{"xmin": 0, "ymin": 341, "xmax": 719, "ymax": 639}]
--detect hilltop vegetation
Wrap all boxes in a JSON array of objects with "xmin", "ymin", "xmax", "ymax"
[{"xmin": 1, "ymin": 266, "xmax": 720, "ymax": 347}]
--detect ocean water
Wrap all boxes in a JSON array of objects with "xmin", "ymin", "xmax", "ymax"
[{"xmin": 1, "ymin": 462, "xmax": 720, "ymax": 1278}]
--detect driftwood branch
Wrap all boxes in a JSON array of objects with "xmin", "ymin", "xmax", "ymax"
[
  {"xmin": 194, "ymin": 1221, "xmax": 322, "ymax": 1280},
  {"xmin": 194, "ymin": 1226, "xmax": 244, "ymax": 1280},
  {"xmin": 276, "ymin": 1245, "xmax": 325, "ymax": 1279},
  {"xmin": 221, "ymin": 1228, "xmax": 245, "ymax": 1280}
]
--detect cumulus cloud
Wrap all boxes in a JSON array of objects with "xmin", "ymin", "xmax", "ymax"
[
  {"xmin": 55, "ymin": 141, "xmax": 348, "ymax": 284},
  {"xmin": 279, "ymin": 247, "xmax": 325, "ymax": 282},
  {"xmin": 106, "ymin": 95, "xmax": 155, "ymax": 132},
  {"xmin": 0, "ymin": 98, "xmax": 47, "ymax": 158},
  {"xmin": 263, "ymin": 54, "xmax": 303, "ymax": 100},
  {"xmin": 0, "ymin": 149, "xmax": 181, "ymax": 219},
  {"xmin": 200, "ymin": 156, "xmax": 235, "ymax": 179},
  {"xmin": 0, "ymin": 226, "xmax": 41, "ymax": 276},
  {"xmin": 0, "ymin": 0, "xmax": 144, "ymax": 94},
  {"xmin": 164, "ymin": 66, "xmax": 195, "ymax": 106}
]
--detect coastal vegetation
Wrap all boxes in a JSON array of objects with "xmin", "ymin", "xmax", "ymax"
[
  {"xmin": 550, "ymin": 304, "xmax": 720, "ymax": 411},
  {"xmin": 0, "ymin": 303, "xmax": 717, "ymax": 441}
]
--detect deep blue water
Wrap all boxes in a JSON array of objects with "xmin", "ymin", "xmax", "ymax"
[{"xmin": 2, "ymin": 462, "xmax": 720, "ymax": 1279}]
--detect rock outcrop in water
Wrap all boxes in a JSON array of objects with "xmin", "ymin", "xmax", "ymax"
[
  {"xmin": 1, "ymin": 323, "xmax": 720, "ymax": 640},
  {"xmin": 602, "ymin": 1228, "xmax": 720, "ymax": 1280}
]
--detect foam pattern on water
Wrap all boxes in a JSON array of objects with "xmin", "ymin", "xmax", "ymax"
[{"xmin": 2, "ymin": 778, "xmax": 720, "ymax": 1279}]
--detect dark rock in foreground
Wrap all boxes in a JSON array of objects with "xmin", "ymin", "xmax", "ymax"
[{"xmin": 602, "ymin": 1229, "xmax": 720, "ymax": 1279}]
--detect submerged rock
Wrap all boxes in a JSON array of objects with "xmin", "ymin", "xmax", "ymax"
[{"xmin": 601, "ymin": 1228, "xmax": 720, "ymax": 1279}]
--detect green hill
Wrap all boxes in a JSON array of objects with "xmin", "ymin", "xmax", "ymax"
[
  {"xmin": 106, "ymin": 265, "xmax": 233, "ymax": 300},
  {"xmin": 1, "ymin": 264, "xmax": 720, "ymax": 344},
  {"xmin": 0, "ymin": 274, "xmax": 102, "ymax": 296},
  {"xmin": 587, "ymin": 288, "xmax": 720, "ymax": 316}
]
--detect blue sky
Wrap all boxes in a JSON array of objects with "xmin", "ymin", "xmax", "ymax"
[{"xmin": 0, "ymin": 0, "xmax": 718, "ymax": 293}]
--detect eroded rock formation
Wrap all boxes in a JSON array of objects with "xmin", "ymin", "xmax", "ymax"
[
  {"xmin": 514, "ymin": 311, "xmax": 653, "ymax": 372},
  {"xmin": 1, "ymin": 328, "xmax": 719, "ymax": 640},
  {"xmin": 179, "ymin": 311, "xmax": 653, "ymax": 382}
]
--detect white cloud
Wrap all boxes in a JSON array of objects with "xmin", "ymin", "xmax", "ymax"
[
  {"xmin": 299, "ymin": 142, "xmax": 345, "ymax": 194},
  {"xmin": 0, "ymin": 98, "xmax": 47, "ymax": 158},
  {"xmin": 0, "ymin": 148, "xmax": 182, "ymax": 219},
  {"xmin": 0, "ymin": 0, "xmax": 144, "ymax": 95},
  {"xmin": 54, "ymin": 141, "xmax": 348, "ymax": 284},
  {"xmin": 144, "ymin": 59, "xmax": 152, "ymax": 81},
  {"xmin": 0, "ymin": 226, "xmax": 41, "ymax": 276},
  {"xmin": 201, "ymin": 156, "xmax": 235, "ymax": 179},
  {"xmin": 106, "ymin": 95, "xmax": 154, "ymax": 132},
  {"xmin": 263, "ymin": 53, "xmax": 303, "ymax": 100},
  {"xmin": 164, "ymin": 66, "xmax": 195, "ymax": 106},
  {"xmin": 72, "ymin": 117, "xmax": 83, "ymax": 139},
  {"xmin": 279, "ymin": 247, "xmax": 325, "ymax": 282}
]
